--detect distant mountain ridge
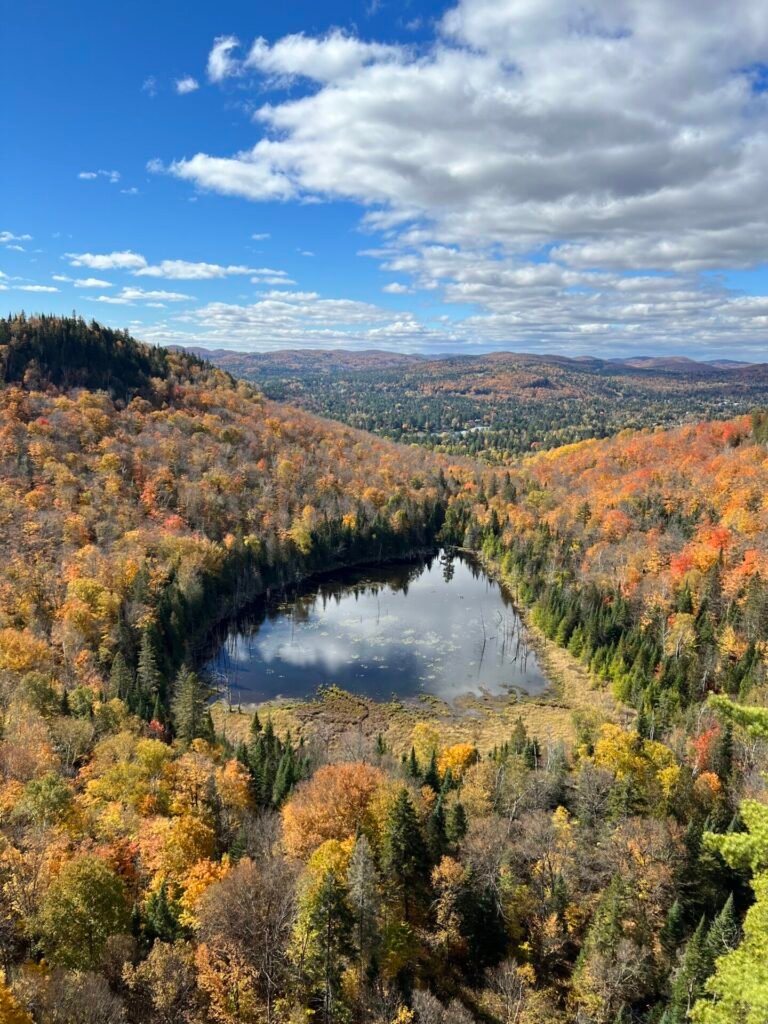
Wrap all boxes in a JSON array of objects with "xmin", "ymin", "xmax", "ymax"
[
  {"xmin": 169, "ymin": 344, "xmax": 768, "ymax": 460},
  {"xmin": 172, "ymin": 345, "xmax": 757, "ymax": 376}
]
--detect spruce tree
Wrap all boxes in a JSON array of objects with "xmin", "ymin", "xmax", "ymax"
[
  {"xmin": 109, "ymin": 651, "xmax": 133, "ymax": 699},
  {"xmin": 446, "ymin": 801, "xmax": 468, "ymax": 845},
  {"xmin": 705, "ymin": 894, "xmax": 739, "ymax": 963},
  {"xmin": 299, "ymin": 870, "xmax": 355, "ymax": 1024},
  {"xmin": 347, "ymin": 834, "xmax": 380, "ymax": 978},
  {"xmin": 137, "ymin": 628, "xmax": 161, "ymax": 700},
  {"xmin": 381, "ymin": 788, "xmax": 428, "ymax": 921},
  {"xmin": 426, "ymin": 796, "xmax": 447, "ymax": 862},
  {"xmin": 171, "ymin": 666, "xmax": 207, "ymax": 745},
  {"xmin": 660, "ymin": 899, "xmax": 685, "ymax": 958},
  {"xmin": 669, "ymin": 917, "xmax": 709, "ymax": 1021},
  {"xmin": 143, "ymin": 880, "xmax": 181, "ymax": 944},
  {"xmin": 423, "ymin": 750, "xmax": 440, "ymax": 792}
]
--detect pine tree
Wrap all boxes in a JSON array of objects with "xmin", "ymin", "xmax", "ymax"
[
  {"xmin": 426, "ymin": 796, "xmax": 447, "ymax": 862},
  {"xmin": 407, "ymin": 745, "xmax": 420, "ymax": 779},
  {"xmin": 272, "ymin": 743, "xmax": 296, "ymax": 806},
  {"xmin": 661, "ymin": 899, "xmax": 685, "ymax": 958},
  {"xmin": 295, "ymin": 870, "xmax": 355, "ymax": 1024},
  {"xmin": 347, "ymin": 834, "xmax": 380, "ymax": 979},
  {"xmin": 669, "ymin": 917, "xmax": 709, "ymax": 1021},
  {"xmin": 712, "ymin": 723, "xmax": 734, "ymax": 783},
  {"xmin": 171, "ymin": 666, "xmax": 207, "ymax": 745},
  {"xmin": 423, "ymin": 750, "xmax": 440, "ymax": 792},
  {"xmin": 446, "ymin": 801, "xmax": 468, "ymax": 844},
  {"xmin": 144, "ymin": 880, "xmax": 181, "ymax": 943},
  {"xmin": 137, "ymin": 628, "xmax": 161, "ymax": 700},
  {"xmin": 705, "ymin": 894, "xmax": 739, "ymax": 963},
  {"xmin": 109, "ymin": 651, "xmax": 133, "ymax": 699},
  {"xmin": 381, "ymin": 788, "xmax": 428, "ymax": 921}
]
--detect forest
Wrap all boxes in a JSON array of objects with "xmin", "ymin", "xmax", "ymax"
[
  {"xmin": 1, "ymin": 316, "xmax": 767, "ymax": 1024},
  {"xmin": 194, "ymin": 348, "xmax": 768, "ymax": 461}
]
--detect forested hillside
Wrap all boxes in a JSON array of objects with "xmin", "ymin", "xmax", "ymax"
[
  {"xmin": 194, "ymin": 347, "xmax": 768, "ymax": 461},
  {"xmin": 1, "ymin": 317, "xmax": 767, "ymax": 1024}
]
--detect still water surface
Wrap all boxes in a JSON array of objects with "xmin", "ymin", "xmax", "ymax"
[{"xmin": 205, "ymin": 550, "xmax": 548, "ymax": 703}]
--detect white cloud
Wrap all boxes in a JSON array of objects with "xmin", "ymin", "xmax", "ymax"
[
  {"xmin": 207, "ymin": 35, "xmax": 241, "ymax": 82},
  {"xmin": 133, "ymin": 259, "xmax": 256, "ymax": 279},
  {"xmin": 245, "ymin": 30, "xmax": 402, "ymax": 83},
  {"xmin": 142, "ymin": 76, "xmax": 158, "ymax": 97},
  {"xmin": 66, "ymin": 250, "xmax": 148, "ymax": 270},
  {"xmin": 161, "ymin": 152, "xmax": 295, "ymax": 200},
  {"xmin": 175, "ymin": 76, "xmax": 200, "ymax": 94},
  {"xmin": 160, "ymin": 0, "xmax": 768, "ymax": 353},
  {"xmin": 250, "ymin": 268, "xmax": 296, "ymax": 284},
  {"xmin": 15, "ymin": 284, "xmax": 59, "ymax": 293},
  {"xmin": 52, "ymin": 275, "xmax": 112, "ymax": 287},
  {"xmin": 76, "ymin": 277, "xmax": 113, "ymax": 288},
  {"xmin": 139, "ymin": 290, "xmax": 444, "ymax": 351},
  {"xmin": 78, "ymin": 169, "xmax": 120, "ymax": 183},
  {"xmin": 251, "ymin": 232, "xmax": 271, "ymax": 240},
  {"xmin": 121, "ymin": 187, "xmax": 140, "ymax": 196},
  {"xmin": 383, "ymin": 282, "xmax": 411, "ymax": 294},
  {"xmin": 0, "ymin": 231, "xmax": 32, "ymax": 244},
  {"xmin": 100, "ymin": 286, "xmax": 192, "ymax": 304}
]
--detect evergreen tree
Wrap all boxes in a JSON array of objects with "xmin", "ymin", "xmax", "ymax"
[
  {"xmin": 669, "ymin": 917, "xmax": 709, "ymax": 1022},
  {"xmin": 137, "ymin": 628, "xmax": 161, "ymax": 703},
  {"xmin": 108, "ymin": 651, "xmax": 133, "ymax": 699},
  {"xmin": 704, "ymin": 894, "xmax": 739, "ymax": 963},
  {"xmin": 347, "ymin": 834, "xmax": 380, "ymax": 981},
  {"xmin": 426, "ymin": 796, "xmax": 447, "ymax": 862},
  {"xmin": 171, "ymin": 666, "xmax": 208, "ymax": 745},
  {"xmin": 272, "ymin": 742, "xmax": 296, "ymax": 806},
  {"xmin": 144, "ymin": 880, "xmax": 181, "ymax": 944},
  {"xmin": 423, "ymin": 750, "xmax": 440, "ymax": 792},
  {"xmin": 446, "ymin": 801, "xmax": 468, "ymax": 845},
  {"xmin": 294, "ymin": 870, "xmax": 355, "ymax": 1024},
  {"xmin": 661, "ymin": 899, "xmax": 685, "ymax": 958},
  {"xmin": 381, "ymin": 788, "xmax": 428, "ymax": 921}
]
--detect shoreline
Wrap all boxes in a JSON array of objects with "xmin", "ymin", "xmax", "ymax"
[{"xmin": 211, "ymin": 549, "xmax": 625, "ymax": 756}]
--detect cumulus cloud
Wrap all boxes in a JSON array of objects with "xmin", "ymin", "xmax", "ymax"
[
  {"xmin": 53, "ymin": 275, "xmax": 113, "ymax": 287},
  {"xmin": 250, "ymin": 267, "xmax": 295, "ymax": 284},
  {"xmin": 175, "ymin": 75, "xmax": 199, "ymax": 94},
  {"xmin": 78, "ymin": 169, "xmax": 120, "ymax": 183},
  {"xmin": 207, "ymin": 35, "xmax": 241, "ymax": 82},
  {"xmin": 157, "ymin": 0, "xmax": 768, "ymax": 353},
  {"xmin": 140, "ymin": 290, "xmax": 446, "ymax": 351},
  {"xmin": 0, "ymin": 230, "xmax": 32, "ymax": 244},
  {"xmin": 134, "ymin": 259, "xmax": 257, "ymax": 279},
  {"xmin": 92, "ymin": 286, "xmax": 192, "ymax": 305},
  {"xmin": 66, "ymin": 250, "xmax": 148, "ymax": 270},
  {"xmin": 245, "ymin": 30, "xmax": 402, "ymax": 83}
]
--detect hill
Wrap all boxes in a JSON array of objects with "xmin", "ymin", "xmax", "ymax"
[
  {"xmin": 0, "ymin": 314, "xmax": 208, "ymax": 400},
  {"xmin": 2, "ymin": 318, "xmax": 768, "ymax": 1024},
  {"xmin": 187, "ymin": 346, "xmax": 768, "ymax": 459}
]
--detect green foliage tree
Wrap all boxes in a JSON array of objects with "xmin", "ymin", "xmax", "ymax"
[
  {"xmin": 381, "ymin": 788, "xmax": 428, "ymax": 921},
  {"xmin": 171, "ymin": 666, "xmax": 208, "ymax": 745},
  {"xmin": 35, "ymin": 855, "xmax": 130, "ymax": 969}
]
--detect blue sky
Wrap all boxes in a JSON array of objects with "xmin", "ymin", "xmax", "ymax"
[{"xmin": 3, "ymin": 0, "xmax": 768, "ymax": 358}]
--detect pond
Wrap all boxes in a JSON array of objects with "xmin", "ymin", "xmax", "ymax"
[{"xmin": 204, "ymin": 550, "xmax": 549, "ymax": 704}]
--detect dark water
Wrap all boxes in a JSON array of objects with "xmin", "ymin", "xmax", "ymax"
[{"xmin": 205, "ymin": 550, "xmax": 548, "ymax": 704}]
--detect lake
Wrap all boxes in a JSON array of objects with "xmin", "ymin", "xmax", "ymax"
[{"xmin": 205, "ymin": 550, "xmax": 548, "ymax": 704}]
